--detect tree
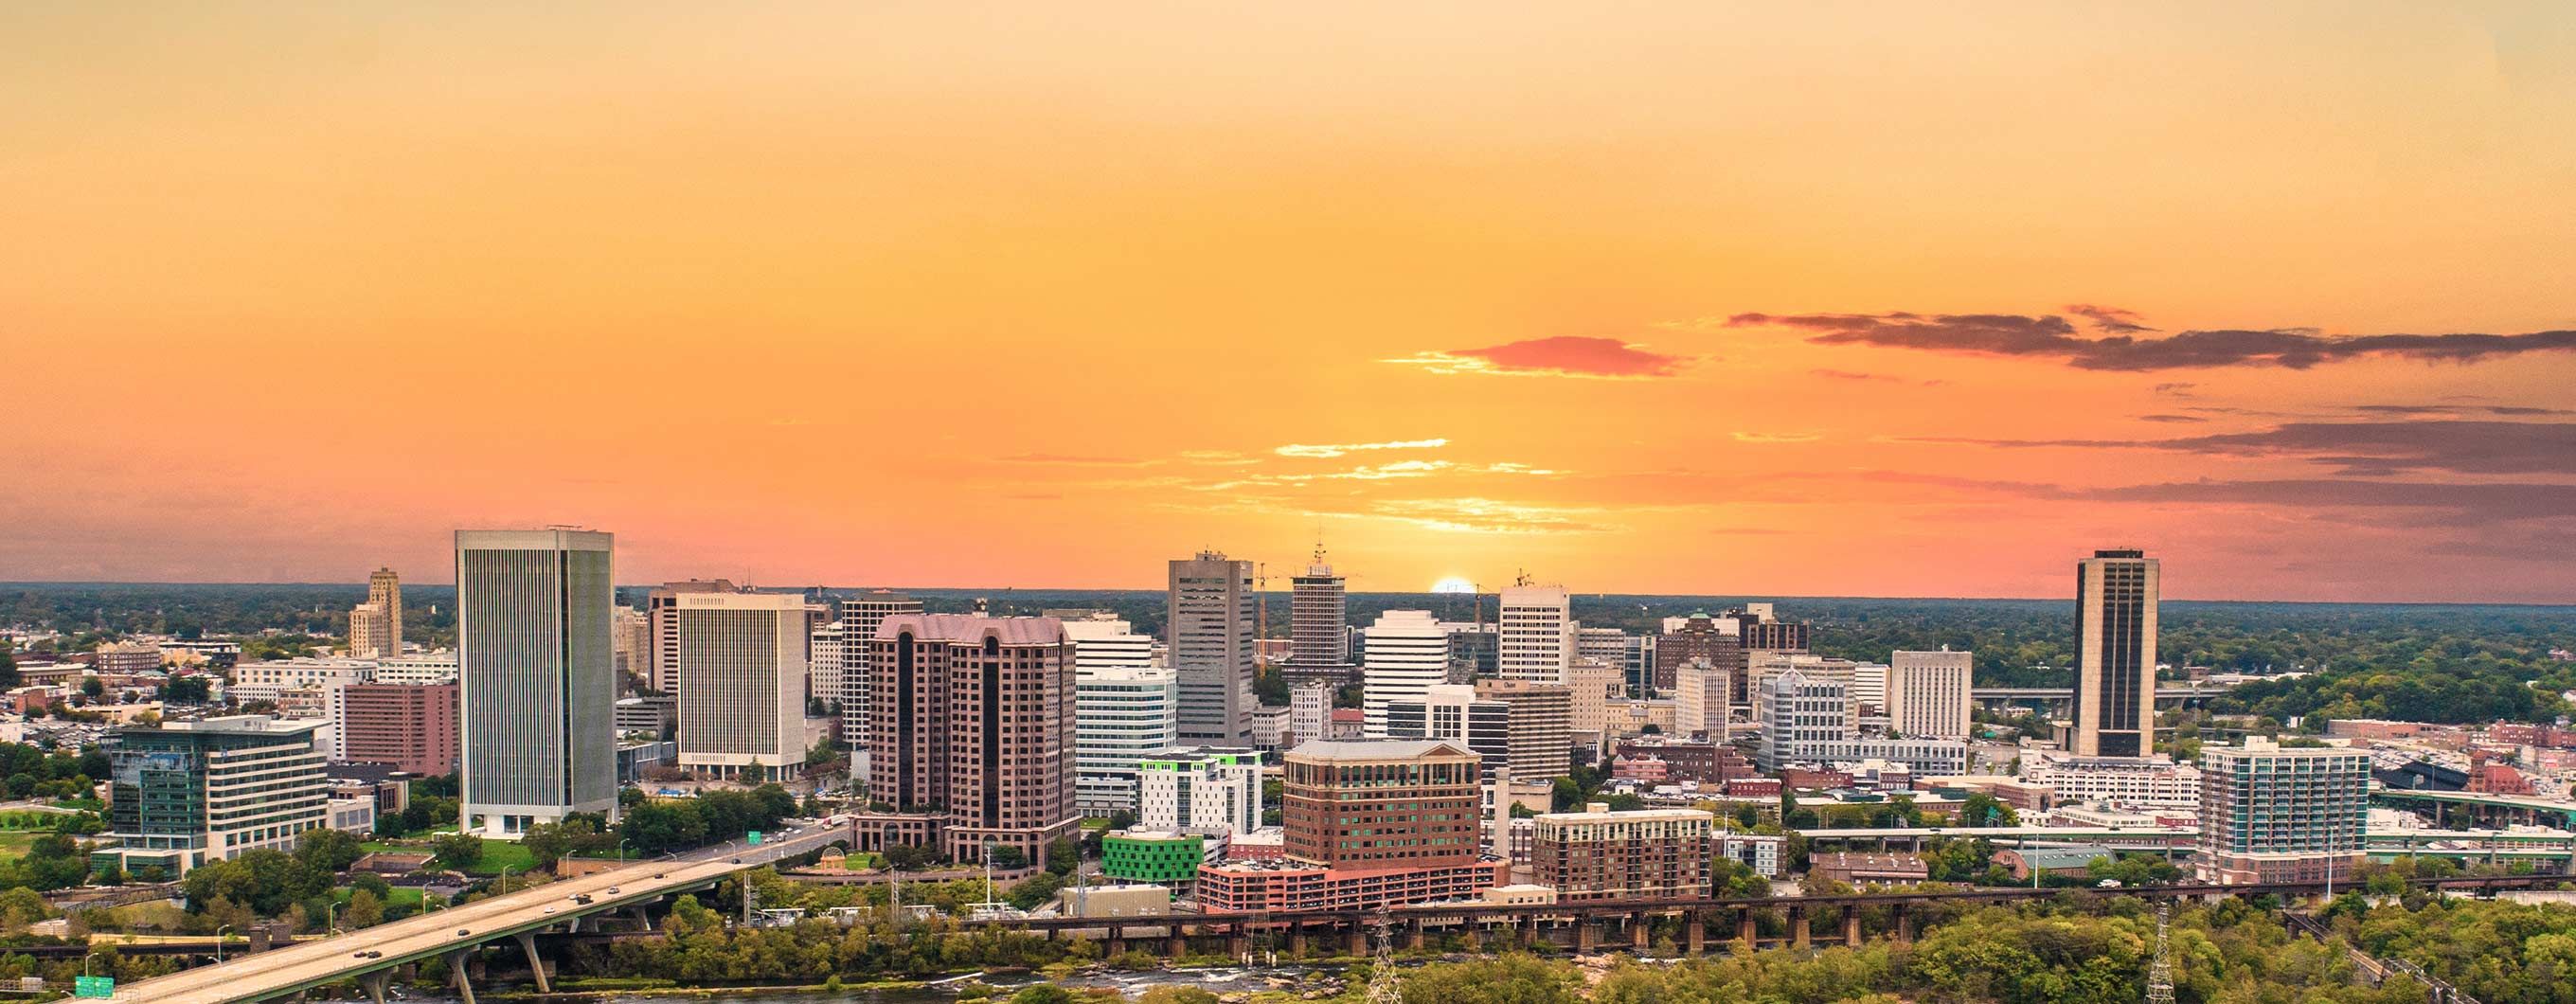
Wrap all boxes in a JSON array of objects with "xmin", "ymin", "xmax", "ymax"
[
  {"xmin": 345, "ymin": 888, "xmax": 385, "ymax": 928},
  {"xmin": 1959, "ymin": 792, "xmax": 2020, "ymax": 828},
  {"xmin": 1138, "ymin": 989, "xmax": 1220, "ymax": 1004},
  {"xmin": 987, "ymin": 844, "xmax": 1028, "ymax": 870},
  {"xmin": 162, "ymin": 675, "xmax": 210, "ymax": 705},
  {"xmin": 1401, "ymin": 955, "xmax": 1584, "ymax": 1004},
  {"xmin": 295, "ymin": 828, "xmax": 366, "ymax": 874},
  {"xmin": 430, "ymin": 833, "xmax": 485, "ymax": 870},
  {"xmin": 0, "ymin": 887, "xmax": 50, "ymax": 931}
]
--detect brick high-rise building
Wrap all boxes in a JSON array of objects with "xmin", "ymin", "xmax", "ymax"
[
  {"xmin": 1655, "ymin": 605, "xmax": 1809, "ymax": 699},
  {"xmin": 1281, "ymin": 739, "xmax": 1485, "ymax": 868},
  {"xmin": 1531, "ymin": 803, "xmax": 1713, "ymax": 902},
  {"xmin": 329, "ymin": 682, "xmax": 460, "ymax": 776},
  {"xmin": 2072, "ymin": 549, "xmax": 2159, "ymax": 757},
  {"xmin": 864, "ymin": 613, "xmax": 1080, "ymax": 866}
]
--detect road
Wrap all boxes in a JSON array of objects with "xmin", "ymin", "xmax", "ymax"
[{"xmin": 108, "ymin": 822, "xmax": 850, "ymax": 1004}]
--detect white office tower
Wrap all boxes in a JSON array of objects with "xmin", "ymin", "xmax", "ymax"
[
  {"xmin": 1565, "ymin": 657, "xmax": 1621, "ymax": 738},
  {"xmin": 646, "ymin": 579, "xmax": 739, "ymax": 695},
  {"xmin": 1169, "ymin": 551, "xmax": 1256, "ymax": 744},
  {"xmin": 1746, "ymin": 653, "xmax": 1857, "ymax": 720},
  {"xmin": 1362, "ymin": 610, "xmax": 1450, "ymax": 737},
  {"xmin": 1497, "ymin": 583, "xmax": 1573, "ymax": 684},
  {"xmin": 1137, "ymin": 748, "xmax": 1263, "ymax": 836},
  {"xmin": 1289, "ymin": 545, "xmax": 1349, "ymax": 669},
  {"xmin": 1852, "ymin": 664, "xmax": 1887, "ymax": 715},
  {"xmin": 1290, "ymin": 681, "xmax": 1333, "ymax": 746},
  {"xmin": 1673, "ymin": 658, "xmax": 1731, "ymax": 741},
  {"xmin": 1066, "ymin": 615, "xmax": 1177, "ymax": 817},
  {"xmin": 810, "ymin": 620, "xmax": 853, "ymax": 712},
  {"xmin": 1887, "ymin": 649, "xmax": 1975, "ymax": 740},
  {"xmin": 456, "ymin": 529, "xmax": 619, "ymax": 836},
  {"xmin": 1575, "ymin": 626, "xmax": 1628, "ymax": 667},
  {"xmin": 1757, "ymin": 669, "xmax": 1853, "ymax": 771},
  {"xmin": 828, "ymin": 590, "xmax": 925, "ymax": 772},
  {"xmin": 673, "ymin": 591, "xmax": 809, "ymax": 783}
]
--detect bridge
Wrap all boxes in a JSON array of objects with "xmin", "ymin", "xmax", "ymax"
[
  {"xmin": 106, "ymin": 824, "xmax": 851, "ymax": 1004},
  {"xmin": 2370, "ymin": 787, "xmax": 2576, "ymax": 830},
  {"xmin": 1971, "ymin": 685, "xmax": 2235, "ymax": 713}
]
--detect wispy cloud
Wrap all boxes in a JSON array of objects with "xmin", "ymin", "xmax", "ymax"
[
  {"xmin": 1275, "ymin": 439, "xmax": 1448, "ymax": 458},
  {"xmin": 1727, "ymin": 309, "xmax": 2576, "ymax": 371},
  {"xmin": 1904, "ymin": 419, "xmax": 2576, "ymax": 476},
  {"xmin": 1386, "ymin": 336, "xmax": 1690, "ymax": 378},
  {"xmin": 1732, "ymin": 431, "xmax": 1821, "ymax": 444},
  {"xmin": 1001, "ymin": 453, "xmax": 1157, "ymax": 466}
]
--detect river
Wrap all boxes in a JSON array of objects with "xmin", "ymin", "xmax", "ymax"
[{"xmin": 386, "ymin": 962, "xmax": 1358, "ymax": 1002}]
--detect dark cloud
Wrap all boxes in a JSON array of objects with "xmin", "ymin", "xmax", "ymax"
[
  {"xmin": 1387, "ymin": 336, "xmax": 1689, "ymax": 378},
  {"xmin": 2349, "ymin": 403, "xmax": 2575, "ymax": 418},
  {"xmin": 2066, "ymin": 304, "xmax": 2157, "ymax": 333},
  {"xmin": 1726, "ymin": 310, "xmax": 2576, "ymax": 371},
  {"xmin": 2079, "ymin": 479, "xmax": 2576, "ymax": 522},
  {"xmin": 2152, "ymin": 382, "xmax": 2198, "ymax": 396},
  {"xmin": 1907, "ymin": 419, "xmax": 2576, "ymax": 477},
  {"xmin": 2137, "ymin": 414, "xmax": 2207, "ymax": 423}
]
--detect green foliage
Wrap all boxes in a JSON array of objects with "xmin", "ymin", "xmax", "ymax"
[
  {"xmin": 618, "ymin": 784, "xmax": 797, "ymax": 855},
  {"xmin": 1400, "ymin": 955, "xmax": 1585, "ymax": 1004},
  {"xmin": 180, "ymin": 848, "xmax": 332, "ymax": 917},
  {"xmin": 429, "ymin": 833, "xmax": 485, "ymax": 870}
]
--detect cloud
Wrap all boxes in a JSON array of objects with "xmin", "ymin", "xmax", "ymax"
[
  {"xmin": 2137, "ymin": 414, "xmax": 2208, "ymax": 423},
  {"xmin": 1386, "ymin": 336, "xmax": 1690, "ymax": 378},
  {"xmin": 2066, "ymin": 304, "xmax": 2158, "ymax": 333},
  {"xmin": 2152, "ymin": 382, "xmax": 2198, "ymax": 396},
  {"xmin": 1732, "ymin": 431, "xmax": 1821, "ymax": 444},
  {"xmin": 2078, "ymin": 478, "xmax": 2576, "ymax": 522},
  {"xmin": 1179, "ymin": 450, "xmax": 1261, "ymax": 466},
  {"xmin": 1367, "ymin": 497, "xmax": 1608, "ymax": 534},
  {"xmin": 1812, "ymin": 368, "xmax": 1899, "ymax": 383},
  {"xmin": 2347, "ymin": 403, "xmax": 2575, "ymax": 418},
  {"xmin": 1275, "ymin": 439, "xmax": 1447, "ymax": 458},
  {"xmin": 1905, "ymin": 419, "xmax": 2576, "ymax": 477},
  {"xmin": 1726, "ymin": 310, "xmax": 2576, "ymax": 370}
]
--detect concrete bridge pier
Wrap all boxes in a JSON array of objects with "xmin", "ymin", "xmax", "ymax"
[
  {"xmin": 1289, "ymin": 921, "xmax": 1308, "ymax": 957},
  {"xmin": 1737, "ymin": 909, "xmax": 1758, "ymax": 952},
  {"xmin": 1107, "ymin": 925, "xmax": 1127, "ymax": 956},
  {"xmin": 512, "ymin": 931, "xmax": 552, "ymax": 994},
  {"xmin": 1893, "ymin": 904, "xmax": 1914, "ymax": 944},
  {"xmin": 1227, "ymin": 929, "xmax": 1247, "ymax": 959},
  {"xmin": 1843, "ymin": 908, "xmax": 1862, "ymax": 947},
  {"xmin": 1631, "ymin": 915, "xmax": 1652, "ymax": 952},
  {"xmin": 1169, "ymin": 925, "xmax": 1188, "ymax": 958},
  {"xmin": 444, "ymin": 949, "xmax": 477, "ymax": 1004},
  {"xmin": 1685, "ymin": 911, "xmax": 1706, "ymax": 954},
  {"xmin": 1577, "ymin": 922, "xmax": 1601, "ymax": 953},
  {"xmin": 1791, "ymin": 905, "xmax": 1810, "ymax": 949},
  {"xmin": 358, "ymin": 970, "xmax": 392, "ymax": 1004},
  {"xmin": 1521, "ymin": 913, "xmax": 1539, "ymax": 948},
  {"xmin": 1407, "ymin": 918, "xmax": 1426, "ymax": 951},
  {"xmin": 1349, "ymin": 922, "xmax": 1368, "ymax": 957}
]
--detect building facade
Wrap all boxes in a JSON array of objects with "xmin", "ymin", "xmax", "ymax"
[
  {"xmin": 456, "ymin": 528, "xmax": 620, "ymax": 836},
  {"xmin": 645, "ymin": 579, "xmax": 739, "ymax": 697},
  {"xmin": 1193, "ymin": 739, "xmax": 1505, "ymax": 912},
  {"xmin": 1496, "ymin": 583, "xmax": 1572, "ymax": 684},
  {"xmin": 1289, "ymin": 547, "xmax": 1350, "ymax": 670},
  {"xmin": 673, "ymin": 591, "xmax": 809, "ymax": 782},
  {"xmin": 1137, "ymin": 747, "xmax": 1263, "ymax": 836},
  {"xmin": 1886, "ymin": 649, "xmax": 1974, "ymax": 740},
  {"xmin": 328, "ymin": 682, "xmax": 459, "ymax": 776},
  {"xmin": 2197, "ymin": 738, "xmax": 2369, "ymax": 885},
  {"xmin": 1169, "ymin": 552, "xmax": 1255, "ymax": 745},
  {"xmin": 98, "ymin": 716, "xmax": 331, "ymax": 877},
  {"xmin": 1530, "ymin": 804, "xmax": 1712, "ymax": 902},
  {"xmin": 1672, "ymin": 659, "xmax": 1731, "ymax": 741},
  {"xmin": 1362, "ymin": 610, "xmax": 1449, "ymax": 738},
  {"xmin": 863, "ymin": 613, "xmax": 1080, "ymax": 865},
  {"xmin": 1476, "ymin": 678, "xmax": 1572, "ymax": 784},
  {"xmin": 1070, "ymin": 616, "xmax": 1178, "ymax": 817},
  {"xmin": 2072, "ymin": 549, "xmax": 2159, "ymax": 758}
]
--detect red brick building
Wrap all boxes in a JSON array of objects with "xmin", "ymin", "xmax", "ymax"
[
  {"xmin": 1197, "ymin": 739, "xmax": 1502, "ymax": 910},
  {"xmin": 331, "ymin": 683, "xmax": 458, "ymax": 776},
  {"xmin": 859, "ymin": 614, "xmax": 1079, "ymax": 867}
]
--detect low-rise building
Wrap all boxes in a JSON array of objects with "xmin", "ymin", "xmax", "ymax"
[
  {"xmin": 95, "ymin": 716, "xmax": 331, "ymax": 877},
  {"xmin": 1529, "ymin": 803, "xmax": 1712, "ymax": 902},
  {"xmin": 1805, "ymin": 852, "xmax": 1928, "ymax": 887},
  {"xmin": 1101, "ymin": 829, "xmax": 1210, "ymax": 895}
]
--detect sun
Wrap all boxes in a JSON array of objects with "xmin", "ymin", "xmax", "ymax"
[{"xmin": 1431, "ymin": 576, "xmax": 1476, "ymax": 595}]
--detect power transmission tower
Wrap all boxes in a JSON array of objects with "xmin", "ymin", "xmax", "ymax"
[
  {"xmin": 2145, "ymin": 901, "xmax": 2174, "ymax": 1004},
  {"xmin": 1366, "ymin": 909, "xmax": 1403, "ymax": 1004}
]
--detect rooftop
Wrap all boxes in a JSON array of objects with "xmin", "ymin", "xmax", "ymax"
[
  {"xmin": 874, "ymin": 613, "xmax": 1067, "ymax": 646},
  {"xmin": 1286, "ymin": 739, "xmax": 1478, "ymax": 762}
]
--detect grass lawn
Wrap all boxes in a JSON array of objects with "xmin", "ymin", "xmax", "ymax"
[
  {"xmin": 458, "ymin": 841, "xmax": 536, "ymax": 876},
  {"xmin": 0, "ymin": 831, "xmax": 40, "ymax": 862}
]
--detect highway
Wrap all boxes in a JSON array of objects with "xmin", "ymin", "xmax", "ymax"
[{"xmin": 108, "ymin": 822, "xmax": 850, "ymax": 1004}]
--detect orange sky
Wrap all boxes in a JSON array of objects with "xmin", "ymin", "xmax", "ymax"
[{"xmin": 7, "ymin": 4, "xmax": 2575, "ymax": 602}]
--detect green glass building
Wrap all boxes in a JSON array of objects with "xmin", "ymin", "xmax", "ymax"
[{"xmin": 1101, "ymin": 829, "xmax": 1208, "ymax": 893}]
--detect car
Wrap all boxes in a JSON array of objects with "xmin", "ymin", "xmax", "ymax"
[
  {"xmin": 365, "ymin": 951, "xmax": 382, "ymax": 959},
  {"xmin": 456, "ymin": 928, "xmax": 473, "ymax": 937},
  {"xmin": 606, "ymin": 887, "xmax": 620, "ymax": 894},
  {"xmin": 730, "ymin": 857, "xmax": 742, "ymax": 865},
  {"xmin": 653, "ymin": 873, "xmax": 665, "ymax": 879},
  {"xmin": 353, "ymin": 951, "xmax": 368, "ymax": 959},
  {"xmin": 571, "ymin": 893, "xmax": 593, "ymax": 905},
  {"xmin": 544, "ymin": 906, "xmax": 557, "ymax": 914}
]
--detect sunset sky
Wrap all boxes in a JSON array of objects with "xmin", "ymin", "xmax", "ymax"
[{"xmin": 8, "ymin": 4, "xmax": 2575, "ymax": 602}]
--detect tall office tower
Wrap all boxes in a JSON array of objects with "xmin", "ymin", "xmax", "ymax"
[
  {"xmin": 1137, "ymin": 747, "xmax": 1263, "ymax": 836},
  {"xmin": 99, "ymin": 717, "xmax": 331, "ymax": 876},
  {"xmin": 1496, "ymin": 583, "xmax": 1573, "ymax": 684},
  {"xmin": 1623, "ymin": 635, "xmax": 1656, "ymax": 697},
  {"xmin": 832, "ymin": 589, "xmax": 924, "ymax": 639},
  {"xmin": 611, "ymin": 607, "xmax": 650, "ymax": 682},
  {"xmin": 456, "ymin": 529, "xmax": 618, "ymax": 836},
  {"xmin": 1362, "ymin": 610, "xmax": 1450, "ymax": 737},
  {"xmin": 1672, "ymin": 659, "xmax": 1732, "ymax": 741},
  {"xmin": 1476, "ymin": 678, "xmax": 1573, "ymax": 783},
  {"xmin": 1653, "ymin": 611, "xmax": 1741, "ymax": 694},
  {"xmin": 1441, "ymin": 621, "xmax": 1499, "ymax": 678},
  {"xmin": 1887, "ymin": 649, "xmax": 1974, "ymax": 740},
  {"xmin": 1289, "ymin": 545, "xmax": 1349, "ymax": 669},
  {"xmin": 1289, "ymin": 680, "xmax": 1333, "ymax": 746},
  {"xmin": 368, "ymin": 567, "xmax": 403, "ymax": 654},
  {"xmin": 1852, "ymin": 663, "xmax": 1888, "ymax": 717},
  {"xmin": 824, "ymin": 590, "xmax": 924, "ymax": 762},
  {"xmin": 673, "ymin": 591, "xmax": 808, "ymax": 783},
  {"xmin": 2072, "ymin": 549, "xmax": 2159, "ymax": 757},
  {"xmin": 1386, "ymin": 683, "xmax": 1512, "ymax": 768},
  {"xmin": 808, "ymin": 619, "xmax": 851, "ymax": 712},
  {"xmin": 866, "ymin": 613, "xmax": 1079, "ymax": 865},
  {"xmin": 2197, "ymin": 737, "xmax": 2369, "ymax": 885},
  {"xmin": 646, "ymin": 579, "xmax": 738, "ymax": 695},
  {"xmin": 1565, "ymin": 658, "xmax": 1622, "ymax": 738},
  {"xmin": 348, "ymin": 601, "xmax": 395, "ymax": 659},
  {"xmin": 1746, "ymin": 653, "xmax": 1857, "ymax": 721},
  {"xmin": 1756, "ymin": 669, "xmax": 1853, "ymax": 771},
  {"xmin": 1066, "ymin": 615, "xmax": 1177, "ymax": 816},
  {"xmin": 1169, "ymin": 552, "xmax": 1255, "ymax": 745}
]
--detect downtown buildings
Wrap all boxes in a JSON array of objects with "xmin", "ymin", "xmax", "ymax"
[
  {"xmin": 2072, "ymin": 549, "xmax": 2160, "ymax": 757},
  {"xmin": 348, "ymin": 566, "xmax": 404, "ymax": 659},
  {"xmin": 1065, "ymin": 614, "xmax": 1177, "ymax": 817},
  {"xmin": 1530, "ymin": 803, "xmax": 1713, "ymax": 903},
  {"xmin": 671, "ymin": 591, "xmax": 809, "ymax": 783},
  {"xmin": 1288, "ymin": 546, "xmax": 1351, "ymax": 673},
  {"xmin": 862, "ymin": 613, "xmax": 1080, "ymax": 866},
  {"xmin": 95, "ymin": 716, "xmax": 331, "ymax": 877},
  {"xmin": 1362, "ymin": 610, "xmax": 1449, "ymax": 738},
  {"xmin": 1885, "ymin": 648, "xmax": 1974, "ymax": 741},
  {"xmin": 1193, "ymin": 739, "xmax": 1505, "ymax": 911},
  {"xmin": 326, "ymin": 681, "xmax": 459, "ymax": 776},
  {"xmin": 456, "ymin": 529, "xmax": 620, "ymax": 836},
  {"xmin": 1496, "ymin": 583, "xmax": 1573, "ymax": 684},
  {"xmin": 1169, "ymin": 552, "xmax": 1256, "ymax": 745},
  {"xmin": 2197, "ymin": 737, "xmax": 2369, "ymax": 885},
  {"xmin": 1137, "ymin": 747, "xmax": 1263, "ymax": 835}
]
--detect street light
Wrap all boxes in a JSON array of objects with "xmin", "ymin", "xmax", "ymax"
[
  {"xmin": 215, "ymin": 923, "xmax": 233, "ymax": 963},
  {"xmin": 500, "ymin": 865, "xmax": 518, "ymax": 895},
  {"xmin": 618, "ymin": 839, "xmax": 633, "ymax": 864},
  {"xmin": 327, "ymin": 900, "xmax": 342, "ymax": 936}
]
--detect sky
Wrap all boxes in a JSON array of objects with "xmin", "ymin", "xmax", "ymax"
[{"xmin": 6, "ymin": 3, "xmax": 2575, "ymax": 602}]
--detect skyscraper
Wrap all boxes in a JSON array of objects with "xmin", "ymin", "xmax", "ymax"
[
  {"xmin": 1362, "ymin": 610, "xmax": 1449, "ymax": 737},
  {"xmin": 1476, "ymin": 678, "xmax": 1573, "ymax": 783},
  {"xmin": 1887, "ymin": 649, "xmax": 1974, "ymax": 741},
  {"xmin": 865, "ymin": 613, "xmax": 1080, "ymax": 865},
  {"xmin": 1289, "ymin": 545, "xmax": 1349, "ymax": 670},
  {"xmin": 348, "ymin": 601, "xmax": 395, "ymax": 659},
  {"xmin": 1065, "ymin": 615, "xmax": 1176, "ymax": 817},
  {"xmin": 1672, "ymin": 658, "xmax": 1731, "ymax": 741},
  {"xmin": 825, "ymin": 589, "xmax": 923, "ymax": 762},
  {"xmin": 2197, "ymin": 737, "xmax": 2369, "ymax": 885},
  {"xmin": 1497, "ymin": 582, "xmax": 1572, "ymax": 684},
  {"xmin": 368, "ymin": 567, "xmax": 402, "ymax": 653},
  {"xmin": 673, "ymin": 591, "xmax": 809, "ymax": 783},
  {"xmin": 646, "ymin": 579, "xmax": 739, "ymax": 696},
  {"xmin": 456, "ymin": 529, "xmax": 618, "ymax": 835},
  {"xmin": 1168, "ymin": 551, "xmax": 1255, "ymax": 744},
  {"xmin": 2072, "ymin": 549, "xmax": 2159, "ymax": 757}
]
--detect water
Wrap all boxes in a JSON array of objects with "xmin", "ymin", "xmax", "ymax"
[{"xmin": 385, "ymin": 962, "xmax": 1351, "ymax": 1002}]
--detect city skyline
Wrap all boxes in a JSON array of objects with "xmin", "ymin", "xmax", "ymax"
[{"xmin": 9, "ymin": 6, "xmax": 2575, "ymax": 603}]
